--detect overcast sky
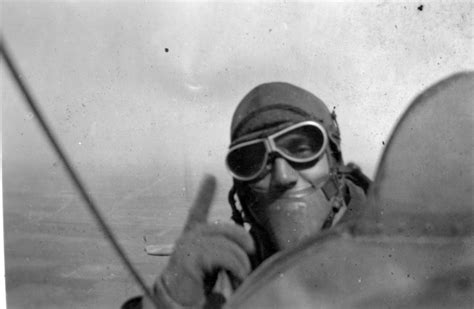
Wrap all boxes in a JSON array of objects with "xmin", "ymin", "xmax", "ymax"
[{"xmin": 2, "ymin": 1, "xmax": 473, "ymax": 200}]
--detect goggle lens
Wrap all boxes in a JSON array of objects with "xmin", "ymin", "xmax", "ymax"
[
  {"xmin": 226, "ymin": 141, "xmax": 267, "ymax": 180},
  {"xmin": 226, "ymin": 121, "xmax": 328, "ymax": 181},
  {"xmin": 274, "ymin": 125, "xmax": 326, "ymax": 160}
]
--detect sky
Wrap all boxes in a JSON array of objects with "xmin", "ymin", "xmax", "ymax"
[{"xmin": 2, "ymin": 1, "xmax": 473, "ymax": 200}]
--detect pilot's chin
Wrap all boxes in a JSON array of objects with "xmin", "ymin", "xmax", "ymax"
[{"xmin": 264, "ymin": 192, "xmax": 332, "ymax": 251}]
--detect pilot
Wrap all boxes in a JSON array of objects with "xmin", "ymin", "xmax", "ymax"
[{"xmin": 124, "ymin": 82, "xmax": 370, "ymax": 309}]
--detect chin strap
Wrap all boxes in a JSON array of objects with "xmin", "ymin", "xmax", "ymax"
[{"xmin": 321, "ymin": 166, "xmax": 347, "ymax": 230}]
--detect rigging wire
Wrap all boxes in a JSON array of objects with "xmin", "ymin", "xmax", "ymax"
[{"xmin": 0, "ymin": 37, "xmax": 159, "ymax": 308}]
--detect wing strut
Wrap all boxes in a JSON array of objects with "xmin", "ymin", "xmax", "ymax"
[{"xmin": 0, "ymin": 37, "xmax": 159, "ymax": 308}]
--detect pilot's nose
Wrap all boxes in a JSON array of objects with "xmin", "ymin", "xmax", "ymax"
[{"xmin": 270, "ymin": 158, "xmax": 298, "ymax": 191}]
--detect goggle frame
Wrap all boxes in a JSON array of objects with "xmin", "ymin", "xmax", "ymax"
[{"xmin": 226, "ymin": 120, "xmax": 329, "ymax": 181}]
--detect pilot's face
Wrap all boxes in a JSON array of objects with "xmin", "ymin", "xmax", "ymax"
[
  {"xmin": 245, "ymin": 153, "xmax": 332, "ymax": 251},
  {"xmin": 227, "ymin": 121, "xmax": 334, "ymax": 251}
]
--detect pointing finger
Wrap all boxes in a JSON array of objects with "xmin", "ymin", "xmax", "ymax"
[{"xmin": 183, "ymin": 174, "xmax": 217, "ymax": 232}]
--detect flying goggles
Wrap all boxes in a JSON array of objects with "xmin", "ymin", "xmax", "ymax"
[{"xmin": 226, "ymin": 121, "xmax": 329, "ymax": 181}]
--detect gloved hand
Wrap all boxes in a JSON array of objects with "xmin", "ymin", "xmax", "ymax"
[{"xmin": 157, "ymin": 175, "xmax": 255, "ymax": 307}]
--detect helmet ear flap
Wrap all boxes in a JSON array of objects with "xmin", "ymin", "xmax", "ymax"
[
  {"xmin": 228, "ymin": 184, "xmax": 245, "ymax": 226},
  {"xmin": 229, "ymin": 180, "xmax": 259, "ymax": 227}
]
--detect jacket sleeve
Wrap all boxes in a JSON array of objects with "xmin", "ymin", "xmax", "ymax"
[
  {"xmin": 344, "ymin": 162, "xmax": 372, "ymax": 194},
  {"xmin": 121, "ymin": 277, "xmax": 195, "ymax": 309},
  {"xmin": 122, "ymin": 272, "xmax": 233, "ymax": 309}
]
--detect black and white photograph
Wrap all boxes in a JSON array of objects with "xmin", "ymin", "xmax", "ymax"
[{"xmin": 1, "ymin": 1, "xmax": 473, "ymax": 308}]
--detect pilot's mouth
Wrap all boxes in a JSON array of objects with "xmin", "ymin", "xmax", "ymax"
[{"xmin": 269, "ymin": 186, "xmax": 315, "ymax": 200}]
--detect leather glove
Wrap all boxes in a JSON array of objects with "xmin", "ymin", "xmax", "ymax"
[{"xmin": 157, "ymin": 175, "xmax": 255, "ymax": 307}]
